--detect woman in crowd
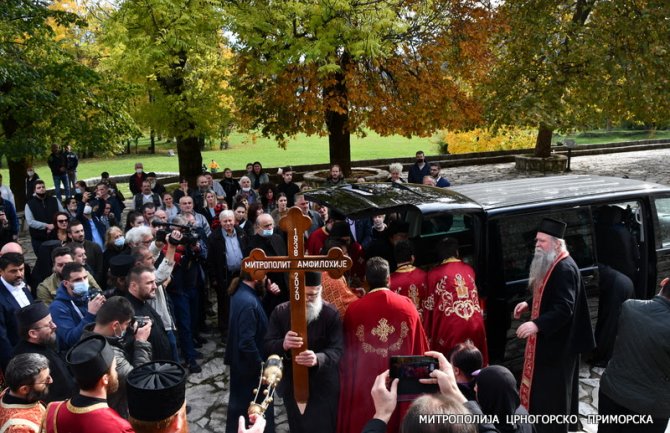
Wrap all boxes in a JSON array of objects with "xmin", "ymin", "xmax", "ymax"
[
  {"xmin": 50, "ymin": 211, "xmax": 71, "ymax": 243},
  {"xmin": 259, "ymin": 183, "xmax": 278, "ymax": 214},
  {"xmin": 245, "ymin": 202, "xmax": 264, "ymax": 237},
  {"xmin": 474, "ymin": 365, "xmax": 534, "ymax": 433},
  {"xmin": 387, "ymin": 162, "xmax": 405, "ymax": 183},
  {"xmin": 248, "ymin": 161, "xmax": 270, "ymax": 190},
  {"xmin": 64, "ymin": 197, "xmax": 79, "ymax": 219},
  {"xmin": 271, "ymin": 192, "xmax": 289, "ymax": 226},
  {"xmin": 102, "ymin": 226, "xmax": 128, "ymax": 287},
  {"xmin": 161, "ymin": 191, "xmax": 179, "ymax": 221},
  {"xmin": 220, "ymin": 168, "xmax": 240, "ymax": 208},
  {"xmin": 124, "ymin": 211, "xmax": 144, "ymax": 232},
  {"xmin": 197, "ymin": 190, "xmax": 220, "ymax": 229},
  {"xmin": 172, "ymin": 177, "xmax": 193, "ymax": 203},
  {"xmin": 234, "ymin": 176, "xmax": 258, "ymax": 205}
]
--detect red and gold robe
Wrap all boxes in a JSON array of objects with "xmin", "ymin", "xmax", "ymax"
[
  {"xmin": 425, "ymin": 258, "xmax": 488, "ymax": 363},
  {"xmin": 0, "ymin": 390, "xmax": 45, "ymax": 433},
  {"xmin": 390, "ymin": 264, "xmax": 428, "ymax": 320},
  {"xmin": 337, "ymin": 289, "xmax": 429, "ymax": 433},
  {"xmin": 43, "ymin": 400, "xmax": 134, "ymax": 433},
  {"xmin": 321, "ymin": 272, "xmax": 360, "ymax": 318}
]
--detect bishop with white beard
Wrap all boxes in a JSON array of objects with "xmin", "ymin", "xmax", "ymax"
[
  {"xmin": 513, "ymin": 218, "xmax": 595, "ymax": 433},
  {"xmin": 264, "ymin": 271, "xmax": 344, "ymax": 433}
]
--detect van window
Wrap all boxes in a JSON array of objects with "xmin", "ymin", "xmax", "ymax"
[
  {"xmin": 413, "ymin": 213, "xmax": 476, "ymax": 267},
  {"xmin": 495, "ymin": 208, "xmax": 595, "ymax": 283},
  {"xmin": 654, "ymin": 197, "xmax": 670, "ymax": 248}
]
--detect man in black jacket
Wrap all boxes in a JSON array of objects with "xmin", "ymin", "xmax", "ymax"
[
  {"xmin": 207, "ymin": 210, "xmax": 248, "ymax": 335},
  {"xmin": 13, "ymin": 301, "xmax": 77, "ymax": 402},
  {"xmin": 24, "ymin": 180, "xmax": 64, "ymax": 254},
  {"xmin": 407, "ymin": 150, "xmax": 430, "ymax": 184},
  {"xmin": 47, "ymin": 144, "xmax": 70, "ymax": 201}
]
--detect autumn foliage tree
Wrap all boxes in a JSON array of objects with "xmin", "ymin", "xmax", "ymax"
[
  {"xmin": 481, "ymin": 0, "xmax": 670, "ymax": 158},
  {"xmin": 225, "ymin": 0, "xmax": 494, "ymax": 173},
  {"xmin": 97, "ymin": 0, "xmax": 235, "ymax": 184},
  {"xmin": 0, "ymin": 0, "xmax": 135, "ymax": 208}
]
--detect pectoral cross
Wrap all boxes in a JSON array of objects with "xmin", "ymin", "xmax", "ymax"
[{"xmin": 242, "ymin": 207, "xmax": 352, "ymax": 413}]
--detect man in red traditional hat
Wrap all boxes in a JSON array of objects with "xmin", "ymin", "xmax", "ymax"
[
  {"xmin": 514, "ymin": 218, "xmax": 594, "ymax": 433},
  {"xmin": 337, "ymin": 257, "xmax": 429, "ymax": 433}
]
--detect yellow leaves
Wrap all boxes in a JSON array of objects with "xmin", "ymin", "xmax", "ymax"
[{"xmin": 439, "ymin": 127, "xmax": 535, "ymax": 154}]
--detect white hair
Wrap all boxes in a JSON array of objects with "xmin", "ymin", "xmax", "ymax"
[
  {"xmin": 389, "ymin": 163, "xmax": 403, "ymax": 174},
  {"xmin": 125, "ymin": 226, "xmax": 152, "ymax": 246},
  {"xmin": 219, "ymin": 210, "xmax": 234, "ymax": 220}
]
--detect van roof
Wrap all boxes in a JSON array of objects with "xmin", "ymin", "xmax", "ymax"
[
  {"xmin": 305, "ymin": 175, "xmax": 670, "ymax": 219},
  {"xmin": 451, "ymin": 175, "xmax": 670, "ymax": 213}
]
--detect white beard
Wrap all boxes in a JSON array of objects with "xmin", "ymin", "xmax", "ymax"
[
  {"xmin": 306, "ymin": 295, "xmax": 324, "ymax": 323},
  {"xmin": 528, "ymin": 248, "xmax": 557, "ymax": 290}
]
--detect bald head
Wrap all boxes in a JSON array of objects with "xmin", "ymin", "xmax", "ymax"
[{"xmin": 0, "ymin": 242, "xmax": 23, "ymax": 256}]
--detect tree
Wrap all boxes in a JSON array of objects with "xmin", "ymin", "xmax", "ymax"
[
  {"xmin": 97, "ymin": 0, "xmax": 235, "ymax": 185},
  {"xmin": 0, "ymin": 0, "xmax": 135, "ymax": 208},
  {"xmin": 481, "ymin": 0, "xmax": 670, "ymax": 158},
  {"xmin": 225, "ymin": 0, "xmax": 493, "ymax": 173}
]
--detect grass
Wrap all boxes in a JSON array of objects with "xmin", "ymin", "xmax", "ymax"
[
  {"xmin": 3, "ymin": 128, "xmax": 669, "ymax": 184},
  {"xmin": 12, "ymin": 130, "xmax": 438, "ymax": 182}
]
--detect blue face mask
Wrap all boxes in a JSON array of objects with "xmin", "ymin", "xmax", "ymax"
[
  {"xmin": 75, "ymin": 188, "xmax": 82, "ymax": 194},
  {"xmin": 72, "ymin": 281, "xmax": 89, "ymax": 298},
  {"xmin": 114, "ymin": 236, "xmax": 125, "ymax": 247},
  {"xmin": 261, "ymin": 228, "xmax": 273, "ymax": 237}
]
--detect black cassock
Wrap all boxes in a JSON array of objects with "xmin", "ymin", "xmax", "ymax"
[
  {"xmin": 528, "ymin": 256, "xmax": 595, "ymax": 433},
  {"xmin": 264, "ymin": 301, "xmax": 343, "ymax": 433}
]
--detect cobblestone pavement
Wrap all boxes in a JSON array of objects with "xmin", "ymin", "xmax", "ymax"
[{"xmin": 22, "ymin": 148, "xmax": 670, "ymax": 433}]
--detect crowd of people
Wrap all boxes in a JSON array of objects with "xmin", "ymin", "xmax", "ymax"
[{"xmin": 0, "ymin": 153, "xmax": 667, "ymax": 433}]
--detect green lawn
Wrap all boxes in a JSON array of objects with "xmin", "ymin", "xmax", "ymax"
[
  {"xmin": 4, "ymin": 128, "xmax": 669, "ymax": 184},
  {"xmin": 17, "ymin": 130, "xmax": 438, "ymax": 182}
]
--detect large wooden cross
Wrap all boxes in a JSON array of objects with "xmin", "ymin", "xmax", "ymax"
[{"xmin": 242, "ymin": 207, "xmax": 352, "ymax": 412}]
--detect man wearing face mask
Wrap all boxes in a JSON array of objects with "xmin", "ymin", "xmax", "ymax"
[
  {"xmin": 128, "ymin": 162, "xmax": 147, "ymax": 196},
  {"xmin": 245, "ymin": 213, "xmax": 288, "ymax": 316},
  {"xmin": 67, "ymin": 220, "xmax": 104, "ymax": 283},
  {"xmin": 49, "ymin": 262, "xmax": 105, "ymax": 351},
  {"xmin": 407, "ymin": 150, "xmax": 430, "ymax": 184},
  {"xmin": 84, "ymin": 296, "xmax": 152, "ymax": 418}
]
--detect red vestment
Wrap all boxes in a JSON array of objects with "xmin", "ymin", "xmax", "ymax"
[
  {"xmin": 307, "ymin": 227, "xmax": 329, "ymax": 255},
  {"xmin": 43, "ymin": 400, "xmax": 134, "ymax": 433},
  {"xmin": 425, "ymin": 258, "xmax": 489, "ymax": 363},
  {"xmin": 337, "ymin": 289, "xmax": 429, "ymax": 433},
  {"xmin": 390, "ymin": 264, "xmax": 429, "ymax": 320},
  {"xmin": 0, "ymin": 390, "xmax": 45, "ymax": 433},
  {"xmin": 321, "ymin": 272, "xmax": 360, "ymax": 318}
]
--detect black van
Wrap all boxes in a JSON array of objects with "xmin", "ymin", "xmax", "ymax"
[{"xmin": 305, "ymin": 175, "xmax": 670, "ymax": 368}]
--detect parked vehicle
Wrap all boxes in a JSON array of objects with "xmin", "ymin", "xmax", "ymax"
[{"xmin": 306, "ymin": 175, "xmax": 670, "ymax": 368}]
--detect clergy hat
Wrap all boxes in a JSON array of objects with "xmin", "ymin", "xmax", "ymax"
[
  {"xmin": 329, "ymin": 221, "xmax": 350, "ymax": 238},
  {"xmin": 127, "ymin": 361, "xmax": 187, "ymax": 422},
  {"xmin": 15, "ymin": 301, "xmax": 50, "ymax": 328},
  {"xmin": 305, "ymin": 271, "xmax": 322, "ymax": 287},
  {"xmin": 538, "ymin": 218, "xmax": 567, "ymax": 239},
  {"xmin": 109, "ymin": 254, "xmax": 135, "ymax": 277},
  {"xmin": 66, "ymin": 335, "xmax": 115, "ymax": 386}
]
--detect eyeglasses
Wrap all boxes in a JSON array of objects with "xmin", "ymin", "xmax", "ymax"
[
  {"xmin": 32, "ymin": 321, "xmax": 56, "ymax": 330},
  {"xmin": 57, "ymin": 219, "xmax": 68, "ymax": 223}
]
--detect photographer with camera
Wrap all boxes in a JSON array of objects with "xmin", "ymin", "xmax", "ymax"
[
  {"xmin": 84, "ymin": 296, "xmax": 152, "ymax": 418},
  {"xmin": 164, "ymin": 215, "xmax": 207, "ymax": 374},
  {"xmin": 49, "ymin": 262, "xmax": 106, "ymax": 351}
]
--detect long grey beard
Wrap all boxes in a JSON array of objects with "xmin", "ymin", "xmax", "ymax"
[
  {"xmin": 306, "ymin": 296, "xmax": 324, "ymax": 323},
  {"xmin": 528, "ymin": 248, "xmax": 557, "ymax": 290}
]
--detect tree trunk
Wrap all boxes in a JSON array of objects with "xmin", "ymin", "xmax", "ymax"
[
  {"xmin": 150, "ymin": 130, "xmax": 156, "ymax": 154},
  {"xmin": 534, "ymin": 125, "xmax": 553, "ymax": 158},
  {"xmin": 7, "ymin": 158, "xmax": 28, "ymax": 210},
  {"xmin": 324, "ymin": 59, "xmax": 351, "ymax": 175},
  {"xmin": 177, "ymin": 134, "xmax": 203, "ymax": 187}
]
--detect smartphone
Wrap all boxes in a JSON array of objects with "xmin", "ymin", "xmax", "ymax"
[{"xmin": 389, "ymin": 356, "xmax": 439, "ymax": 398}]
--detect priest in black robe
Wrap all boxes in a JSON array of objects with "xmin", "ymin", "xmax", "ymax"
[
  {"xmin": 264, "ymin": 271, "xmax": 344, "ymax": 433},
  {"xmin": 514, "ymin": 218, "xmax": 595, "ymax": 433}
]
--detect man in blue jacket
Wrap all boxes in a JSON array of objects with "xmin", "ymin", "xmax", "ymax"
[
  {"xmin": 224, "ymin": 270, "xmax": 276, "ymax": 433},
  {"xmin": 49, "ymin": 262, "xmax": 105, "ymax": 351}
]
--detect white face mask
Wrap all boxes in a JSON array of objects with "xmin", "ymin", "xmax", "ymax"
[
  {"xmin": 27, "ymin": 171, "xmax": 34, "ymax": 176},
  {"xmin": 136, "ymin": 169, "xmax": 143, "ymax": 175},
  {"xmin": 83, "ymin": 205, "xmax": 92, "ymax": 214}
]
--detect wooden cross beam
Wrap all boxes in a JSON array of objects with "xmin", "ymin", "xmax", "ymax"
[{"xmin": 242, "ymin": 207, "xmax": 352, "ymax": 413}]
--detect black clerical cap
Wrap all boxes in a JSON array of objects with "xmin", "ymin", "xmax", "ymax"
[
  {"xmin": 109, "ymin": 254, "xmax": 135, "ymax": 277},
  {"xmin": 127, "ymin": 361, "xmax": 187, "ymax": 422},
  {"xmin": 66, "ymin": 335, "xmax": 115, "ymax": 385},
  {"xmin": 329, "ymin": 221, "xmax": 350, "ymax": 238},
  {"xmin": 305, "ymin": 271, "xmax": 322, "ymax": 287},
  {"xmin": 15, "ymin": 301, "xmax": 50, "ymax": 328},
  {"xmin": 538, "ymin": 218, "xmax": 567, "ymax": 239}
]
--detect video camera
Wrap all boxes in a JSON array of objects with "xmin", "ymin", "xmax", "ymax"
[{"xmin": 151, "ymin": 220, "xmax": 201, "ymax": 246}]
